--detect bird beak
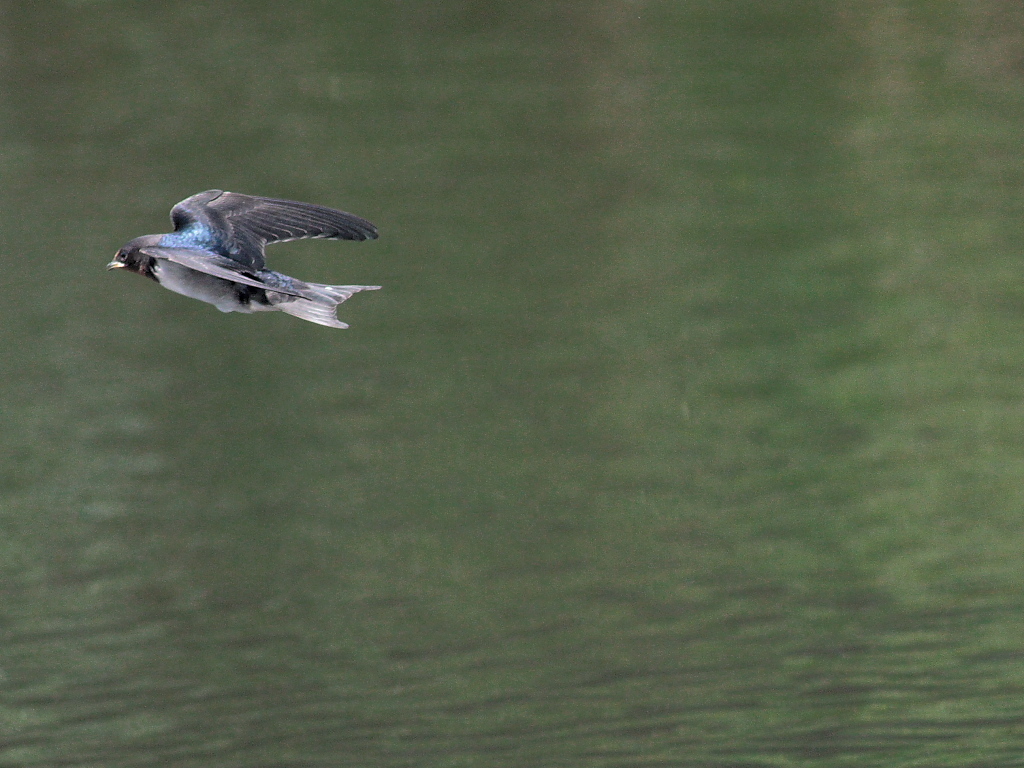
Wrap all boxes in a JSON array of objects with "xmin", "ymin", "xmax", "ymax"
[{"xmin": 106, "ymin": 260, "xmax": 125, "ymax": 270}]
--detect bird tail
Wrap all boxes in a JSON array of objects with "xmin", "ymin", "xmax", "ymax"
[{"xmin": 275, "ymin": 283, "xmax": 381, "ymax": 329}]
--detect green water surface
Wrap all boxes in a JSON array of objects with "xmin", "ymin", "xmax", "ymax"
[{"xmin": 3, "ymin": 1, "xmax": 1024, "ymax": 765}]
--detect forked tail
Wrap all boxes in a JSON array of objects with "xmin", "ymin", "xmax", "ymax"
[{"xmin": 276, "ymin": 283, "xmax": 381, "ymax": 328}]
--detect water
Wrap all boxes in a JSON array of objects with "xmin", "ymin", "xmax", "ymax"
[{"xmin": 3, "ymin": 1, "xmax": 1024, "ymax": 765}]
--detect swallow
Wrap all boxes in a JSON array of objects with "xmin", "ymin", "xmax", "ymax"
[{"xmin": 107, "ymin": 189, "xmax": 380, "ymax": 328}]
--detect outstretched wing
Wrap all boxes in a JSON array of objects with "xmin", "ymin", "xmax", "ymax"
[
  {"xmin": 170, "ymin": 190, "xmax": 378, "ymax": 270},
  {"xmin": 140, "ymin": 246, "xmax": 317, "ymax": 300}
]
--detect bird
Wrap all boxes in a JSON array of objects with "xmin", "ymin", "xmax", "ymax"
[{"xmin": 107, "ymin": 189, "xmax": 380, "ymax": 329}]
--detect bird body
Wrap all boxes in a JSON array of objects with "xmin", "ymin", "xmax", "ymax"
[{"xmin": 108, "ymin": 190, "xmax": 379, "ymax": 328}]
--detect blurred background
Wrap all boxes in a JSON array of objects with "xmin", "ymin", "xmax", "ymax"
[{"xmin": 3, "ymin": 1, "xmax": 1024, "ymax": 765}]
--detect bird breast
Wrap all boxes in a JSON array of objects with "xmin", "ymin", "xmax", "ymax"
[{"xmin": 152, "ymin": 259, "xmax": 249, "ymax": 313}]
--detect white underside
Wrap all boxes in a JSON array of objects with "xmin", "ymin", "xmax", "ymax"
[
  {"xmin": 151, "ymin": 259, "xmax": 380, "ymax": 328},
  {"xmin": 153, "ymin": 260, "xmax": 257, "ymax": 313}
]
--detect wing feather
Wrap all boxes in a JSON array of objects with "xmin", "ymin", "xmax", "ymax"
[
  {"xmin": 169, "ymin": 190, "xmax": 378, "ymax": 269},
  {"xmin": 212, "ymin": 191, "xmax": 378, "ymax": 243}
]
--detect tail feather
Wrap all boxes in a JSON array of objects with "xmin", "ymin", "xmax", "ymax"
[{"xmin": 275, "ymin": 283, "xmax": 380, "ymax": 329}]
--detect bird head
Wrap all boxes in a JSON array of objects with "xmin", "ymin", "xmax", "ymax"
[{"xmin": 107, "ymin": 235, "xmax": 161, "ymax": 274}]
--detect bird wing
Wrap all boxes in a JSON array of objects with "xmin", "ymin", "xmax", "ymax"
[
  {"xmin": 139, "ymin": 246, "xmax": 316, "ymax": 300},
  {"xmin": 170, "ymin": 190, "xmax": 378, "ymax": 270}
]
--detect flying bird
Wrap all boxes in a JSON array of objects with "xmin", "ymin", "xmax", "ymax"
[{"xmin": 107, "ymin": 189, "xmax": 379, "ymax": 328}]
